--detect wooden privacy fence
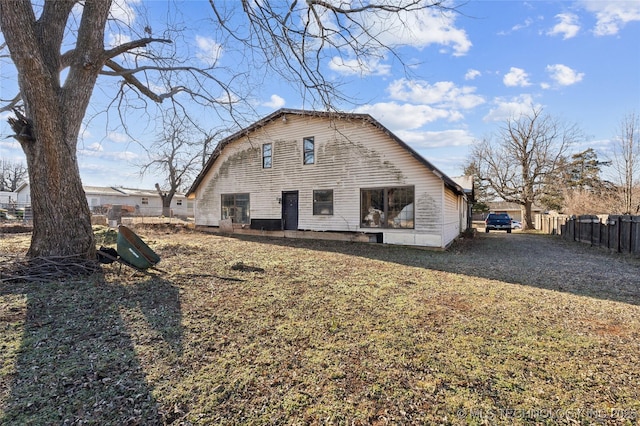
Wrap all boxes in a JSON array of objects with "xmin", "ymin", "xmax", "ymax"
[
  {"xmin": 555, "ymin": 214, "xmax": 640, "ymax": 255},
  {"xmin": 536, "ymin": 214, "xmax": 568, "ymax": 235}
]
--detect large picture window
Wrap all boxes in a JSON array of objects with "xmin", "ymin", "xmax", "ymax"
[
  {"xmin": 221, "ymin": 193, "xmax": 250, "ymax": 224},
  {"xmin": 313, "ymin": 189, "xmax": 333, "ymax": 215},
  {"xmin": 303, "ymin": 137, "xmax": 315, "ymax": 165},
  {"xmin": 361, "ymin": 187, "xmax": 414, "ymax": 229}
]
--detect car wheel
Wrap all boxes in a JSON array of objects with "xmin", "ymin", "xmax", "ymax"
[
  {"xmin": 485, "ymin": 228, "xmax": 489, "ymax": 233},
  {"xmin": 507, "ymin": 229, "xmax": 511, "ymax": 233}
]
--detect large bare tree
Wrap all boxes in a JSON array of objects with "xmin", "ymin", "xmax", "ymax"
[
  {"xmin": 140, "ymin": 112, "xmax": 203, "ymax": 217},
  {"xmin": 1, "ymin": 0, "xmax": 459, "ymax": 261},
  {"xmin": 0, "ymin": 159, "xmax": 28, "ymax": 192},
  {"xmin": 610, "ymin": 112, "xmax": 640, "ymax": 214},
  {"xmin": 468, "ymin": 106, "xmax": 580, "ymax": 229}
]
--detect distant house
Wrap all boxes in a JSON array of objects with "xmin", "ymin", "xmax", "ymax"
[
  {"xmin": 451, "ymin": 175, "xmax": 474, "ymax": 230},
  {"xmin": 487, "ymin": 201, "xmax": 544, "ymax": 222},
  {"xmin": 15, "ymin": 183, "xmax": 193, "ymax": 218},
  {"xmin": 187, "ymin": 109, "xmax": 470, "ymax": 248},
  {"xmin": 0, "ymin": 191, "xmax": 18, "ymax": 207}
]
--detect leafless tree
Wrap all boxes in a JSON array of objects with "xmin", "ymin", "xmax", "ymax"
[
  {"xmin": 561, "ymin": 187, "xmax": 619, "ymax": 216},
  {"xmin": 610, "ymin": 112, "xmax": 640, "ymax": 214},
  {"xmin": 0, "ymin": 159, "xmax": 28, "ymax": 192},
  {"xmin": 140, "ymin": 112, "xmax": 202, "ymax": 217},
  {"xmin": 1, "ymin": 0, "xmax": 459, "ymax": 261},
  {"xmin": 469, "ymin": 106, "xmax": 580, "ymax": 229}
]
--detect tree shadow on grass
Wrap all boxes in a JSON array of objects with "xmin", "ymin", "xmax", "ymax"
[
  {"xmin": 0, "ymin": 273, "xmax": 182, "ymax": 425},
  {"xmin": 227, "ymin": 231, "xmax": 640, "ymax": 306}
]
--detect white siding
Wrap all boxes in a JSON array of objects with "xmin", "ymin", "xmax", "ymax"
[
  {"xmin": 443, "ymin": 187, "xmax": 462, "ymax": 246},
  {"xmin": 195, "ymin": 113, "xmax": 458, "ymax": 247},
  {"xmin": 0, "ymin": 191, "xmax": 17, "ymax": 205},
  {"xmin": 16, "ymin": 184, "xmax": 193, "ymax": 217}
]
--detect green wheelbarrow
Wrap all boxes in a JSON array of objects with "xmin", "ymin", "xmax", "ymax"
[{"xmin": 116, "ymin": 225, "xmax": 161, "ymax": 270}]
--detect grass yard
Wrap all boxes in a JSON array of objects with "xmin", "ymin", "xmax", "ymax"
[{"xmin": 1, "ymin": 227, "xmax": 640, "ymax": 425}]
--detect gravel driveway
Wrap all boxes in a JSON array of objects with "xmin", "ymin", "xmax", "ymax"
[{"xmin": 431, "ymin": 231, "xmax": 640, "ymax": 306}]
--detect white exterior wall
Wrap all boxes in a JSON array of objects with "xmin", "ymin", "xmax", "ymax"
[
  {"xmin": 15, "ymin": 186, "xmax": 30, "ymax": 205},
  {"xmin": 443, "ymin": 187, "xmax": 462, "ymax": 246},
  {"xmin": 194, "ymin": 114, "xmax": 464, "ymax": 248},
  {"xmin": 88, "ymin": 193, "xmax": 192, "ymax": 217},
  {"xmin": 0, "ymin": 191, "xmax": 17, "ymax": 205},
  {"xmin": 15, "ymin": 185, "xmax": 193, "ymax": 217}
]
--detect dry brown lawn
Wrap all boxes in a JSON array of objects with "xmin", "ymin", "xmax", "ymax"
[{"xmin": 1, "ymin": 226, "xmax": 640, "ymax": 425}]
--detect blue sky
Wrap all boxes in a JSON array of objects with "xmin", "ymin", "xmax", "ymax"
[{"xmin": 1, "ymin": 0, "xmax": 639, "ymax": 189}]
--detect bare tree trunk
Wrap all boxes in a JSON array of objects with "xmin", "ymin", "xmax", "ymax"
[
  {"xmin": 0, "ymin": 0, "xmax": 111, "ymax": 259},
  {"xmin": 19, "ymin": 112, "xmax": 95, "ymax": 258},
  {"xmin": 613, "ymin": 113, "xmax": 639, "ymax": 214},
  {"xmin": 522, "ymin": 200, "xmax": 533, "ymax": 230},
  {"xmin": 155, "ymin": 183, "xmax": 175, "ymax": 217}
]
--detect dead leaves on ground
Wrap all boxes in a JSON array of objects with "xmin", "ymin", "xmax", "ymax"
[{"xmin": 1, "ymin": 229, "xmax": 640, "ymax": 425}]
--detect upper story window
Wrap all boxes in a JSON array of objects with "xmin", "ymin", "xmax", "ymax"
[
  {"xmin": 303, "ymin": 137, "xmax": 315, "ymax": 165},
  {"xmin": 141, "ymin": 197, "xmax": 149, "ymax": 205},
  {"xmin": 262, "ymin": 143, "xmax": 272, "ymax": 168},
  {"xmin": 176, "ymin": 199, "xmax": 183, "ymax": 206}
]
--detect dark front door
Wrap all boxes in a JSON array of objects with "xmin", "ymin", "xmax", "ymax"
[{"xmin": 282, "ymin": 191, "xmax": 298, "ymax": 230}]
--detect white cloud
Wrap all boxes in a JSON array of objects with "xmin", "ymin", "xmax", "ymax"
[
  {"xmin": 263, "ymin": 94, "xmax": 286, "ymax": 109},
  {"xmin": 465, "ymin": 69, "xmax": 481, "ymax": 80},
  {"xmin": 483, "ymin": 95, "xmax": 542, "ymax": 122},
  {"xmin": 328, "ymin": 57, "xmax": 391, "ymax": 77},
  {"xmin": 387, "ymin": 79, "xmax": 485, "ymax": 110},
  {"xmin": 79, "ymin": 148, "xmax": 138, "ymax": 161},
  {"xmin": 547, "ymin": 13, "xmax": 581, "ymax": 39},
  {"xmin": 352, "ymin": 7, "xmax": 472, "ymax": 56},
  {"xmin": 88, "ymin": 143, "xmax": 104, "ymax": 152},
  {"xmin": 512, "ymin": 17, "xmax": 535, "ymax": 32},
  {"xmin": 107, "ymin": 32, "xmax": 132, "ymax": 49},
  {"xmin": 503, "ymin": 67, "xmax": 531, "ymax": 87},
  {"xmin": 355, "ymin": 102, "xmax": 457, "ymax": 131},
  {"xmin": 109, "ymin": 0, "xmax": 140, "ymax": 26},
  {"xmin": 395, "ymin": 129, "xmax": 476, "ymax": 148},
  {"xmin": 0, "ymin": 139, "xmax": 22, "ymax": 151},
  {"xmin": 196, "ymin": 35, "xmax": 223, "ymax": 67},
  {"xmin": 498, "ymin": 16, "xmax": 543, "ymax": 36},
  {"xmin": 580, "ymin": 0, "xmax": 640, "ymax": 36},
  {"xmin": 107, "ymin": 132, "xmax": 130, "ymax": 144},
  {"xmin": 546, "ymin": 64, "xmax": 584, "ymax": 86}
]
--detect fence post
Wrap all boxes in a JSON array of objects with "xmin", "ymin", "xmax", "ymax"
[
  {"xmin": 632, "ymin": 216, "xmax": 640, "ymax": 255},
  {"xmin": 612, "ymin": 215, "xmax": 621, "ymax": 253},
  {"xmin": 601, "ymin": 217, "xmax": 609, "ymax": 249}
]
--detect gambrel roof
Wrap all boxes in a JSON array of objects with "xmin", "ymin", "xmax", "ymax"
[{"xmin": 187, "ymin": 108, "xmax": 465, "ymax": 197}]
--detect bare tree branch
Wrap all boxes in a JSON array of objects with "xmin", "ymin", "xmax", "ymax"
[
  {"xmin": 469, "ymin": 106, "xmax": 579, "ymax": 228},
  {"xmin": 103, "ymin": 37, "xmax": 172, "ymax": 59}
]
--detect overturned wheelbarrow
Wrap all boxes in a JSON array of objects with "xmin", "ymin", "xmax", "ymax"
[
  {"xmin": 97, "ymin": 225, "xmax": 161, "ymax": 271},
  {"xmin": 116, "ymin": 225, "xmax": 161, "ymax": 270}
]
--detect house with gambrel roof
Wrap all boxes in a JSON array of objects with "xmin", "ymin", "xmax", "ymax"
[{"xmin": 187, "ymin": 109, "xmax": 469, "ymax": 248}]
